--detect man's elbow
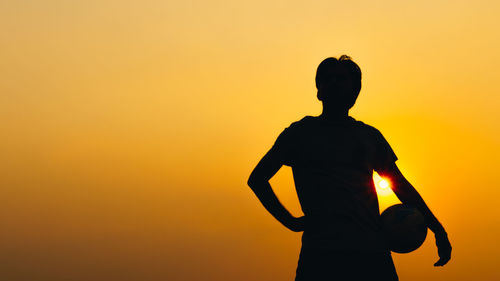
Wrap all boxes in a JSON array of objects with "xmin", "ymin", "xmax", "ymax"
[
  {"xmin": 247, "ymin": 175, "xmax": 266, "ymax": 189},
  {"xmin": 247, "ymin": 176, "xmax": 254, "ymax": 188}
]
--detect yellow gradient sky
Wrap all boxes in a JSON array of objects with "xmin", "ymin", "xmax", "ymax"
[{"xmin": 1, "ymin": 1, "xmax": 499, "ymax": 280}]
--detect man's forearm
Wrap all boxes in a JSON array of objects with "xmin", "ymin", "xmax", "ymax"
[
  {"xmin": 248, "ymin": 180, "xmax": 296, "ymax": 230},
  {"xmin": 393, "ymin": 178, "xmax": 446, "ymax": 235}
]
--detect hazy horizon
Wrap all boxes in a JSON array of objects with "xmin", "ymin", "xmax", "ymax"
[{"xmin": 1, "ymin": 1, "xmax": 499, "ymax": 280}]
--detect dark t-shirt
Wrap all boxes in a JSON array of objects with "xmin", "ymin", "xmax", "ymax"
[{"xmin": 272, "ymin": 115, "xmax": 398, "ymax": 252}]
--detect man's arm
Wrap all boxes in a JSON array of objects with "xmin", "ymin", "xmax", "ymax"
[
  {"xmin": 377, "ymin": 162, "xmax": 452, "ymax": 266},
  {"xmin": 247, "ymin": 147, "xmax": 305, "ymax": 232}
]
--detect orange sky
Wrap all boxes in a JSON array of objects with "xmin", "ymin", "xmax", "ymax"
[{"xmin": 1, "ymin": 1, "xmax": 499, "ymax": 280}]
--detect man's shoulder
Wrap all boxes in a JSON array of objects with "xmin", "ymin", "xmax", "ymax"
[
  {"xmin": 291, "ymin": 115, "xmax": 315, "ymax": 126},
  {"xmin": 283, "ymin": 116, "xmax": 315, "ymax": 130},
  {"xmin": 276, "ymin": 116, "xmax": 315, "ymax": 141},
  {"xmin": 285, "ymin": 116, "xmax": 384, "ymax": 137},
  {"xmin": 350, "ymin": 118, "xmax": 382, "ymax": 135}
]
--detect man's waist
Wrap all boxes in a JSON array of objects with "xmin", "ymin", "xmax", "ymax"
[{"xmin": 301, "ymin": 229, "xmax": 389, "ymax": 252}]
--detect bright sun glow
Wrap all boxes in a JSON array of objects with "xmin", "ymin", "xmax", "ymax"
[
  {"xmin": 373, "ymin": 173, "xmax": 393, "ymax": 196},
  {"xmin": 379, "ymin": 179, "xmax": 389, "ymax": 189}
]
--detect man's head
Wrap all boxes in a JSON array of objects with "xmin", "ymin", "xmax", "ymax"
[{"xmin": 315, "ymin": 55, "xmax": 362, "ymax": 110}]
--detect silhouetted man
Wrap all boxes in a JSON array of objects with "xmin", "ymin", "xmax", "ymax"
[{"xmin": 247, "ymin": 55, "xmax": 452, "ymax": 280}]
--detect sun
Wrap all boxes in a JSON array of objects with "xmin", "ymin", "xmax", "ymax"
[
  {"xmin": 379, "ymin": 179, "xmax": 390, "ymax": 189},
  {"xmin": 373, "ymin": 172, "xmax": 393, "ymax": 196}
]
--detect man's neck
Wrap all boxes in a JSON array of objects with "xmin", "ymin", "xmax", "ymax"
[{"xmin": 319, "ymin": 105, "xmax": 349, "ymax": 120}]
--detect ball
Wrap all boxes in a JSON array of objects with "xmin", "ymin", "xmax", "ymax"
[{"xmin": 380, "ymin": 204, "xmax": 428, "ymax": 253}]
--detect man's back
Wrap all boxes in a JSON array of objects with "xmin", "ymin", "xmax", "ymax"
[{"xmin": 273, "ymin": 115, "xmax": 397, "ymax": 251}]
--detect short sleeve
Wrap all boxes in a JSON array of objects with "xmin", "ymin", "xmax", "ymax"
[
  {"xmin": 271, "ymin": 126, "xmax": 296, "ymax": 166},
  {"xmin": 373, "ymin": 130, "xmax": 398, "ymax": 172}
]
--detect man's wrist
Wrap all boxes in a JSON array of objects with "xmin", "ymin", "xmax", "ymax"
[{"xmin": 279, "ymin": 213, "xmax": 297, "ymax": 229}]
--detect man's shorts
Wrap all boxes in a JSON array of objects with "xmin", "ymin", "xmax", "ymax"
[{"xmin": 295, "ymin": 247, "xmax": 399, "ymax": 281}]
